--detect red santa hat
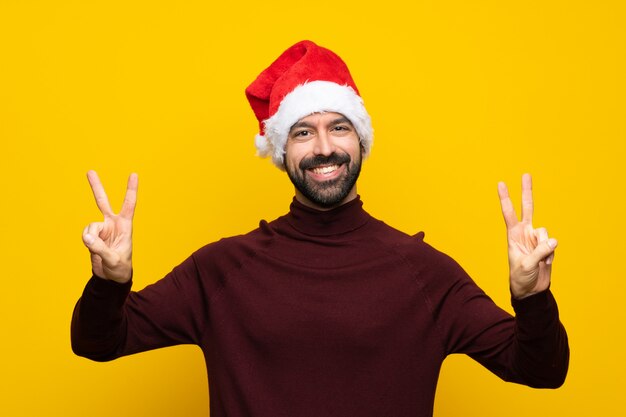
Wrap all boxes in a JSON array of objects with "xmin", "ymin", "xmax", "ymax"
[{"xmin": 245, "ymin": 40, "xmax": 373, "ymax": 169}]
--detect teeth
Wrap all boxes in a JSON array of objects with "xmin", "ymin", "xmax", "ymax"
[{"xmin": 311, "ymin": 165, "xmax": 339, "ymax": 175}]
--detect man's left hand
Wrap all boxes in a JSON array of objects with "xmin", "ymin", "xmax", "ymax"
[{"xmin": 498, "ymin": 174, "xmax": 557, "ymax": 299}]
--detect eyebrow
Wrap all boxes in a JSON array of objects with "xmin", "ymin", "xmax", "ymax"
[
  {"xmin": 329, "ymin": 116, "xmax": 352, "ymax": 127},
  {"xmin": 289, "ymin": 116, "xmax": 353, "ymax": 133},
  {"xmin": 289, "ymin": 121, "xmax": 314, "ymax": 131}
]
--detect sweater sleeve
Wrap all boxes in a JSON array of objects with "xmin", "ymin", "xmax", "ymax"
[
  {"xmin": 450, "ymin": 274, "xmax": 568, "ymax": 388},
  {"xmin": 71, "ymin": 276, "xmax": 133, "ymax": 361},
  {"xmin": 416, "ymin": 241, "xmax": 569, "ymax": 388},
  {"xmin": 71, "ymin": 253, "xmax": 209, "ymax": 362},
  {"xmin": 504, "ymin": 289, "xmax": 570, "ymax": 387}
]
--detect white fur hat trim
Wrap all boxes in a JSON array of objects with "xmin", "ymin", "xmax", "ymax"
[{"xmin": 255, "ymin": 80, "xmax": 373, "ymax": 169}]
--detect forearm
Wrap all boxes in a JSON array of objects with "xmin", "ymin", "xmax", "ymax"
[
  {"xmin": 450, "ymin": 282, "xmax": 569, "ymax": 388},
  {"xmin": 71, "ymin": 275, "xmax": 132, "ymax": 362},
  {"xmin": 507, "ymin": 289, "xmax": 570, "ymax": 388}
]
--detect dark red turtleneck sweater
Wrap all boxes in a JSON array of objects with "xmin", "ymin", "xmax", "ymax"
[{"xmin": 72, "ymin": 196, "xmax": 569, "ymax": 417}]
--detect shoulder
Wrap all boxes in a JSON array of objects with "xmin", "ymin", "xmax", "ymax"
[
  {"xmin": 366, "ymin": 218, "xmax": 472, "ymax": 287},
  {"xmin": 190, "ymin": 219, "xmax": 277, "ymax": 269},
  {"xmin": 395, "ymin": 232, "xmax": 463, "ymax": 275},
  {"xmin": 367, "ymin": 218, "xmax": 455, "ymax": 265}
]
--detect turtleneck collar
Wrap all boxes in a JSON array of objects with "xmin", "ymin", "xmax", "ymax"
[{"xmin": 284, "ymin": 195, "xmax": 371, "ymax": 236}]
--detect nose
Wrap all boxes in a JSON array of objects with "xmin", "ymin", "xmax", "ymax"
[{"xmin": 312, "ymin": 130, "xmax": 335, "ymax": 156}]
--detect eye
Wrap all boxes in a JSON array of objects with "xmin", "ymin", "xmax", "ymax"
[
  {"xmin": 291, "ymin": 130, "xmax": 312, "ymax": 139},
  {"xmin": 289, "ymin": 129, "xmax": 313, "ymax": 141},
  {"xmin": 331, "ymin": 124, "xmax": 352, "ymax": 133}
]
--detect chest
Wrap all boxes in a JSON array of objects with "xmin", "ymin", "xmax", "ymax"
[{"xmin": 208, "ymin": 247, "xmax": 438, "ymax": 356}]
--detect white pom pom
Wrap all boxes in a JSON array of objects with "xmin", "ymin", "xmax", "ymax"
[{"xmin": 255, "ymin": 134, "xmax": 272, "ymax": 157}]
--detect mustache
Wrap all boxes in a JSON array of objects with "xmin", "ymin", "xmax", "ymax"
[{"xmin": 299, "ymin": 153, "xmax": 351, "ymax": 171}]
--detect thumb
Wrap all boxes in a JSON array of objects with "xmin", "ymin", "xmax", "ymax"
[
  {"xmin": 527, "ymin": 237, "xmax": 558, "ymax": 267},
  {"xmin": 82, "ymin": 226, "xmax": 119, "ymax": 266}
]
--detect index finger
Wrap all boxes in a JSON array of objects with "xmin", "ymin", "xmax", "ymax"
[
  {"xmin": 498, "ymin": 180, "xmax": 519, "ymax": 229},
  {"xmin": 87, "ymin": 170, "xmax": 113, "ymax": 216},
  {"xmin": 521, "ymin": 173, "xmax": 534, "ymax": 223},
  {"xmin": 119, "ymin": 173, "xmax": 138, "ymax": 219}
]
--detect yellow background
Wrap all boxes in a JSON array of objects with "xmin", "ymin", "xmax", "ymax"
[{"xmin": 1, "ymin": 1, "xmax": 624, "ymax": 416}]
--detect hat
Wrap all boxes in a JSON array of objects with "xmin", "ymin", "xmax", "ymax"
[{"xmin": 245, "ymin": 40, "xmax": 373, "ymax": 169}]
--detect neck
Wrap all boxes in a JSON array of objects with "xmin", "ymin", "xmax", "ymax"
[{"xmin": 285, "ymin": 194, "xmax": 369, "ymax": 236}]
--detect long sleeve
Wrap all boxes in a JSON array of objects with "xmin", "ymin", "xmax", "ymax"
[
  {"xmin": 71, "ymin": 276, "xmax": 133, "ymax": 361},
  {"xmin": 392, "ymin": 231, "xmax": 569, "ymax": 390},
  {"xmin": 425, "ymin": 246, "xmax": 570, "ymax": 388},
  {"xmin": 503, "ymin": 289, "xmax": 570, "ymax": 387},
  {"xmin": 71, "ymin": 252, "xmax": 210, "ymax": 362}
]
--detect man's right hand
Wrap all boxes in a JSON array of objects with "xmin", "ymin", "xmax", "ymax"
[{"xmin": 82, "ymin": 170, "xmax": 138, "ymax": 284}]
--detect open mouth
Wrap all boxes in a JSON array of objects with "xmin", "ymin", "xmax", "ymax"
[
  {"xmin": 300, "ymin": 153, "xmax": 350, "ymax": 181},
  {"xmin": 309, "ymin": 164, "xmax": 341, "ymax": 176}
]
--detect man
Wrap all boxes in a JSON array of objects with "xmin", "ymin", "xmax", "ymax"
[{"xmin": 72, "ymin": 40, "xmax": 569, "ymax": 417}]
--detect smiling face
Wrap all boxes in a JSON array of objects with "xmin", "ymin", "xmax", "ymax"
[{"xmin": 284, "ymin": 112, "xmax": 363, "ymax": 210}]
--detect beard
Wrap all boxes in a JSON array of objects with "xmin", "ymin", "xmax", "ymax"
[{"xmin": 286, "ymin": 151, "xmax": 362, "ymax": 209}]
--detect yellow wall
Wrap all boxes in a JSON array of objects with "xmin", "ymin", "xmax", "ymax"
[{"xmin": 1, "ymin": 1, "xmax": 624, "ymax": 416}]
